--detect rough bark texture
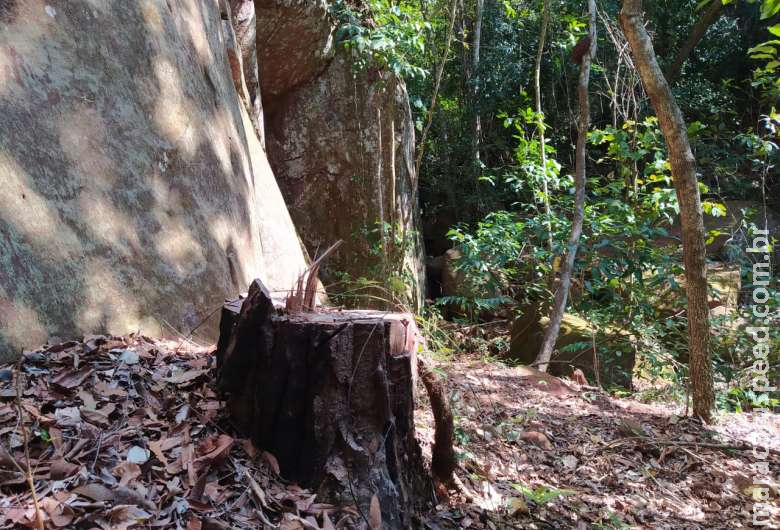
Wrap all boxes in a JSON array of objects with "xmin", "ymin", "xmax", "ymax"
[
  {"xmin": 620, "ymin": 0, "xmax": 715, "ymax": 422},
  {"xmin": 0, "ymin": 0, "xmax": 309, "ymax": 359},
  {"xmin": 535, "ymin": 0, "xmax": 596, "ymax": 373},
  {"xmin": 255, "ymin": 1, "xmax": 426, "ymax": 309},
  {"xmin": 664, "ymin": 0, "xmax": 724, "ymax": 85},
  {"xmin": 217, "ymin": 280, "xmax": 432, "ymax": 529}
]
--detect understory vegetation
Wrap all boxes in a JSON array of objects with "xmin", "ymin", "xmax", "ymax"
[{"xmin": 332, "ymin": 0, "xmax": 779, "ymax": 414}]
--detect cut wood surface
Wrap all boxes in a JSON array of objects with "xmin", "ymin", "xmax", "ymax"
[{"xmin": 217, "ymin": 279, "xmax": 432, "ymax": 529}]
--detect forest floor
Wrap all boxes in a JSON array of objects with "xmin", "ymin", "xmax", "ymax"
[
  {"xmin": 0, "ymin": 335, "xmax": 778, "ymax": 529},
  {"xmin": 416, "ymin": 355, "xmax": 780, "ymax": 530}
]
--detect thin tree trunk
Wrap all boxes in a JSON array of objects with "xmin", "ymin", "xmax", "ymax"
[
  {"xmin": 533, "ymin": 0, "xmax": 554, "ymax": 253},
  {"xmin": 535, "ymin": 0, "xmax": 596, "ymax": 373},
  {"xmin": 665, "ymin": 0, "xmax": 724, "ymax": 84},
  {"xmin": 471, "ymin": 0, "xmax": 484, "ymax": 170},
  {"xmin": 415, "ymin": 0, "xmax": 459, "ymax": 178},
  {"xmin": 619, "ymin": 0, "xmax": 714, "ymax": 422}
]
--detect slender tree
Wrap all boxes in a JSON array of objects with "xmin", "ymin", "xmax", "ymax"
[
  {"xmin": 533, "ymin": 0, "xmax": 554, "ymax": 253},
  {"xmin": 535, "ymin": 0, "xmax": 596, "ymax": 373},
  {"xmin": 665, "ymin": 0, "xmax": 725, "ymax": 84},
  {"xmin": 415, "ymin": 0, "xmax": 459, "ymax": 178},
  {"xmin": 620, "ymin": 0, "xmax": 715, "ymax": 422},
  {"xmin": 471, "ymin": 0, "xmax": 485, "ymax": 170}
]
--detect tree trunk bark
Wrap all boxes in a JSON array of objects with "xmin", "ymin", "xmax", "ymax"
[
  {"xmin": 217, "ymin": 280, "xmax": 433, "ymax": 528},
  {"xmin": 664, "ymin": 0, "xmax": 724, "ymax": 85},
  {"xmin": 535, "ymin": 0, "xmax": 596, "ymax": 373},
  {"xmin": 471, "ymin": 0, "xmax": 484, "ymax": 171},
  {"xmin": 619, "ymin": 0, "xmax": 715, "ymax": 422}
]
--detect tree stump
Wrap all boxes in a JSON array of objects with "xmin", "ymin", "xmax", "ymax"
[{"xmin": 216, "ymin": 280, "xmax": 432, "ymax": 528}]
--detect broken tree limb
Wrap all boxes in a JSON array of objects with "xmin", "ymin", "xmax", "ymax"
[{"xmin": 417, "ymin": 358, "xmax": 455, "ymax": 488}]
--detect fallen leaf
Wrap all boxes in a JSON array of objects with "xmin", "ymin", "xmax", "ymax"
[
  {"xmin": 195, "ymin": 434, "xmax": 233, "ymax": 466},
  {"xmin": 119, "ymin": 349, "xmax": 140, "ymax": 365},
  {"xmin": 520, "ymin": 430, "xmax": 553, "ymax": 450},
  {"xmin": 202, "ymin": 518, "xmax": 231, "ymax": 530},
  {"xmin": 263, "ymin": 451, "xmax": 280, "ymax": 475},
  {"xmin": 175, "ymin": 404, "xmax": 190, "ymax": 424},
  {"xmin": 148, "ymin": 440, "xmax": 169, "ymax": 467},
  {"xmin": 507, "ymin": 496, "xmax": 529, "ymax": 516},
  {"xmin": 73, "ymin": 483, "xmax": 114, "ymax": 502},
  {"xmin": 127, "ymin": 446, "xmax": 150, "ymax": 465},
  {"xmin": 94, "ymin": 381, "xmax": 127, "ymax": 398},
  {"xmin": 51, "ymin": 367, "xmax": 92, "ymax": 389},
  {"xmin": 42, "ymin": 497, "xmax": 74, "ymax": 527},
  {"xmin": 50, "ymin": 458, "xmax": 79, "ymax": 480},
  {"xmin": 82, "ymin": 403, "xmax": 115, "ymax": 427},
  {"xmin": 114, "ymin": 462, "xmax": 142, "ymax": 486},
  {"xmin": 322, "ymin": 511, "xmax": 336, "ymax": 530},
  {"xmin": 77, "ymin": 390, "xmax": 97, "ymax": 411},
  {"xmin": 114, "ymin": 485, "xmax": 156, "ymax": 511},
  {"xmin": 562, "ymin": 455, "xmax": 579, "ymax": 470},
  {"xmin": 54, "ymin": 406, "xmax": 82, "ymax": 427},
  {"xmin": 368, "ymin": 495, "xmax": 381, "ymax": 530},
  {"xmin": 163, "ymin": 369, "xmax": 207, "ymax": 385}
]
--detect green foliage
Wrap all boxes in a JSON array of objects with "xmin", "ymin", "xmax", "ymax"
[
  {"xmin": 349, "ymin": 0, "xmax": 779, "ymax": 410},
  {"xmin": 331, "ymin": 0, "xmax": 430, "ymax": 80},
  {"xmin": 511, "ymin": 483, "xmax": 574, "ymax": 505},
  {"xmin": 329, "ymin": 220, "xmax": 420, "ymax": 309}
]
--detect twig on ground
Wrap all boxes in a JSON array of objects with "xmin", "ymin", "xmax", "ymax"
[{"xmin": 14, "ymin": 358, "xmax": 44, "ymax": 530}]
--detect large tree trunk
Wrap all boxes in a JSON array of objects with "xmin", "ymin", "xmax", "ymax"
[
  {"xmin": 664, "ymin": 0, "xmax": 725, "ymax": 85},
  {"xmin": 535, "ymin": 0, "xmax": 596, "ymax": 373},
  {"xmin": 216, "ymin": 280, "xmax": 433, "ymax": 528},
  {"xmin": 620, "ymin": 0, "xmax": 715, "ymax": 422}
]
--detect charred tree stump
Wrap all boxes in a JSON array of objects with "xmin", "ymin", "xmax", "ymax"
[{"xmin": 216, "ymin": 280, "xmax": 432, "ymax": 528}]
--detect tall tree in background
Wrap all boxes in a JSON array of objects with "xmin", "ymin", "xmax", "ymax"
[
  {"xmin": 471, "ymin": 0, "xmax": 485, "ymax": 172},
  {"xmin": 535, "ymin": 0, "xmax": 597, "ymax": 373},
  {"xmin": 620, "ymin": 0, "xmax": 715, "ymax": 422},
  {"xmin": 665, "ymin": 0, "xmax": 725, "ymax": 84},
  {"xmin": 534, "ymin": 0, "xmax": 554, "ymax": 253}
]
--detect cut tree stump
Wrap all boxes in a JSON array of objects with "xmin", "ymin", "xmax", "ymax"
[{"xmin": 216, "ymin": 279, "xmax": 432, "ymax": 528}]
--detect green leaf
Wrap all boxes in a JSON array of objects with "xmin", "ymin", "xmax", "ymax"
[{"xmin": 761, "ymin": 0, "xmax": 780, "ymax": 19}]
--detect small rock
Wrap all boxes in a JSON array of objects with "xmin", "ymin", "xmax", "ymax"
[{"xmin": 0, "ymin": 369, "xmax": 12, "ymax": 383}]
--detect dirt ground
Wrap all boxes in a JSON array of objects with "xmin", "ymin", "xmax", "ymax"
[
  {"xmin": 416, "ymin": 356, "xmax": 780, "ymax": 529},
  {"xmin": 0, "ymin": 335, "xmax": 777, "ymax": 529}
]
